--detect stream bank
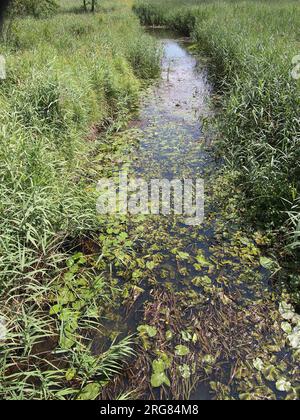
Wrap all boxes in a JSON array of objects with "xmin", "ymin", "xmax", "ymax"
[{"xmin": 95, "ymin": 31, "xmax": 300, "ymax": 400}]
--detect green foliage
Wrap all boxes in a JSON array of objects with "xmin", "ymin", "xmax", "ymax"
[
  {"xmin": 134, "ymin": 0, "xmax": 300, "ymax": 293},
  {"xmin": 8, "ymin": 0, "xmax": 59, "ymax": 18},
  {"xmin": 175, "ymin": 345, "xmax": 190, "ymax": 356},
  {"xmin": 83, "ymin": 0, "xmax": 97, "ymax": 13},
  {"xmin": 150, "ymin": 354, "xmax": 171, "ymax": 388}
]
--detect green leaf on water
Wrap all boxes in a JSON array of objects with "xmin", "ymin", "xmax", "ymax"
[
  {"xmin": 281, "ymin": 322, "xmax": 292, "ymax": 334},
  {"xmin": 195, "ymin": 252, "xmax": 210, "ymax": 267},
  {"xmin": 253, "ymin": 358, "xmax": 264, "ymax": 372},
  {"xmin": 176, "ymin": 251, "xmax": 190, "ymax": 261},
  {"xmin": 287, "ymin": 327, "xmax": 300, "ymax": 349},
  {"xmin": 279, "ymin": 302, "xmax": 295, "ymax": 321},
  {"xmin": 166, "ymin": 330, "xmax": 173, "ymax": 341},
  {"xmin": 151, "ymin": 372, "xmax": 170, "ymax": 388},
  {"xmin": 276, "ymin": 378, "xmax": 292, "ymax": 392},
  {"xmin": 179, "ymin": 364, "xmax": 191, "ymax": 379},
  {"xmin": 192, "ymin": 276, "xmax": 212, "ymax": 288},
  {"xmin": 152, "ymin": 358, "xmax": 166, "ymax": 374},
  {"xmin": 65, "ymin": 368, "xmax": 76, "ymax": 381},
  {"xmin": 137, "ymin": 324, "xmax": 157, "ymax": 338},
  {"xmin": 146, "ymin": 261, "xmax": 156, "ymax": 270},
  {"xmin": 259, "ymin": 256, "xmax": 277, "ymax": 271},
  {"xmin": 181, "ymin": 330, "xmax": 192, "ymax": 342},
  {"xmin": 262, "ymin": 365, "xmax": 279, "ymax": 382},
  {"xmin": 175, "ymin": 345, "xmax": 190, "ymax": 356}
]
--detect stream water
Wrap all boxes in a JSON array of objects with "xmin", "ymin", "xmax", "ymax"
[{"xmin": 99, "ymin": 31, "xmax": 299, "ymax": 400}]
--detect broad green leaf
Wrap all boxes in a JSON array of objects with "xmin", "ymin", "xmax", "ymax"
[
  {"xmin": 177, "ymin": 252, "xmax": 189, "ymax": 260},
  {"xmin": 276, "ymin": 378, "xmax": 292, "ymax": 392},
  {"xmin": 181, "ymin": 330, "xmax": 192, "ymax": 342},
  {"xmin": 146, "ymin": 261, "xmax": 156, "ymax": 270},
  {"xmin": 195, "ymin": 252, "xmax": 210, "ymax": 267},
  {"xmin": 77, "ymin": 383, "xmax": 101, "ymax": 400},
  {"xmin": 137, "ymin": 325, "xmax": 157, "ymax": 338},
  {"xmin": 253, "ymin": 358, "xmax": 264, "ymax": 372},
  {"xmin": 281, "ymin": 322, "xmax": 292, "ymax": 334},
  {"xmin": 151, "ymin": 372, "xmax": 170, "ymax": 388},
  {"xmin": 202, "ymin": 354, "xmax": 216, "ymax": 365},
  {"xmin": 49, "ymin": 304, "xmax": 61, "ymax": 316},
  {"xmin": 287, "ymin": 327, "xmax": 300, "ymax": 349},
  {"xmin": 192, "ymin": 276, "xmax": 212, "ymax": 288},
  {"xmin": 166, "ymin": 330, "xmax": 173, "ymax": 341},
  {"xmin": 179, "ymin": 364, "xmax": 191, "ymax": 379},
  {"xmin": 65, "ymin": 368, "xmax": 76, "ymax": 381},
  {"xmin": 279, "ymin": 302, "xmax": 295, "ymax": 321},
  {"xmin": 262, "ymin": 365, "xmax": 279, "ymax": 382},
  {"xmin": 260, "ymin": 256, "xmax": 276, "ymax": 271},
  {"xmin": 152, "ymin": 358, "xmax": 166, "ymax": 374}
]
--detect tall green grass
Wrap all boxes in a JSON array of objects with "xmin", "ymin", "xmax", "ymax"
[
  {"xmin": 0, "ymin": 0, "xmax": 160, "ymax": 399},
  {"xmin": 134, "ymin": 0, "xmax": 300, "ymax": 250}
]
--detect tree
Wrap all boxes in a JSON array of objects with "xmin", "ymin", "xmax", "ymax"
[{"xmin": 83, "ymin": 0, "xmax": 97, "ymax": 13}]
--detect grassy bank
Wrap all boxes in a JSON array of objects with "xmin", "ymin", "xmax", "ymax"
[
  {"xmin": 0, "ymin": 0, "xmax": 160, "ymax": 399},
  {"xmin": 134, "ymin": 0, "xmax": 300, "ymax": 301}
]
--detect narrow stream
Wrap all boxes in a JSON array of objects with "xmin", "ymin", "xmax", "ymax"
[
  {"xmin": 100, "ymin": 31, "xmax": 299, "ymax": 400},
  {"xmin": 134, "ymin": 30, "xmax": 214, "ymax": 180}
]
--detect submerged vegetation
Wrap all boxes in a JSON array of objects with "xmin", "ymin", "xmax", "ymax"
[{"xmin": 134, "ymin": 0, "xmax": 300, "ymax": 303}]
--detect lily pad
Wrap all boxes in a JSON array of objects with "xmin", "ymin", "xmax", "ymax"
[
  {"xmin": 260, "ymin": 256, "xmax": 277, "ymax": 271},
  {"xmin": 166, "ymin": 330, "xmax": 173, "ymax": 341},
  {"xmin": 77, "ymin": 383, "xmax": 101, "ymax": 400},
  {"xmin": 152, "ymin": 359, "xmax": 166, "ymax": 374},
  {"xmin": 137, "ymin": 324, "xmax": 157, "ymax": 338},
  {"xmin": 253, "ymin": 358, "xmax": 264, "ymax": 372},
  {"xmin": 192, "ymin": 276, "xmax": 212, "ymax": 288},
  {"xmin": 287, "ymin": 326, "xmax": 300, "ymax": 349}
]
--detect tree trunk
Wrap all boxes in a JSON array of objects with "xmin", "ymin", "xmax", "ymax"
[{"xmin": 91, "ymin": 0, "xmax": 96, "ymax": 13}]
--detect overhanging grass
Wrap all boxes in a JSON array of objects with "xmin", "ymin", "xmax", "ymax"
[
  {"xmin": 0, "ymin": 0, "xmax": 160, "ymax": 399},
  {"xmin": 134, "ymin": 0, "xmax": 300, "ymax": 244}
]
